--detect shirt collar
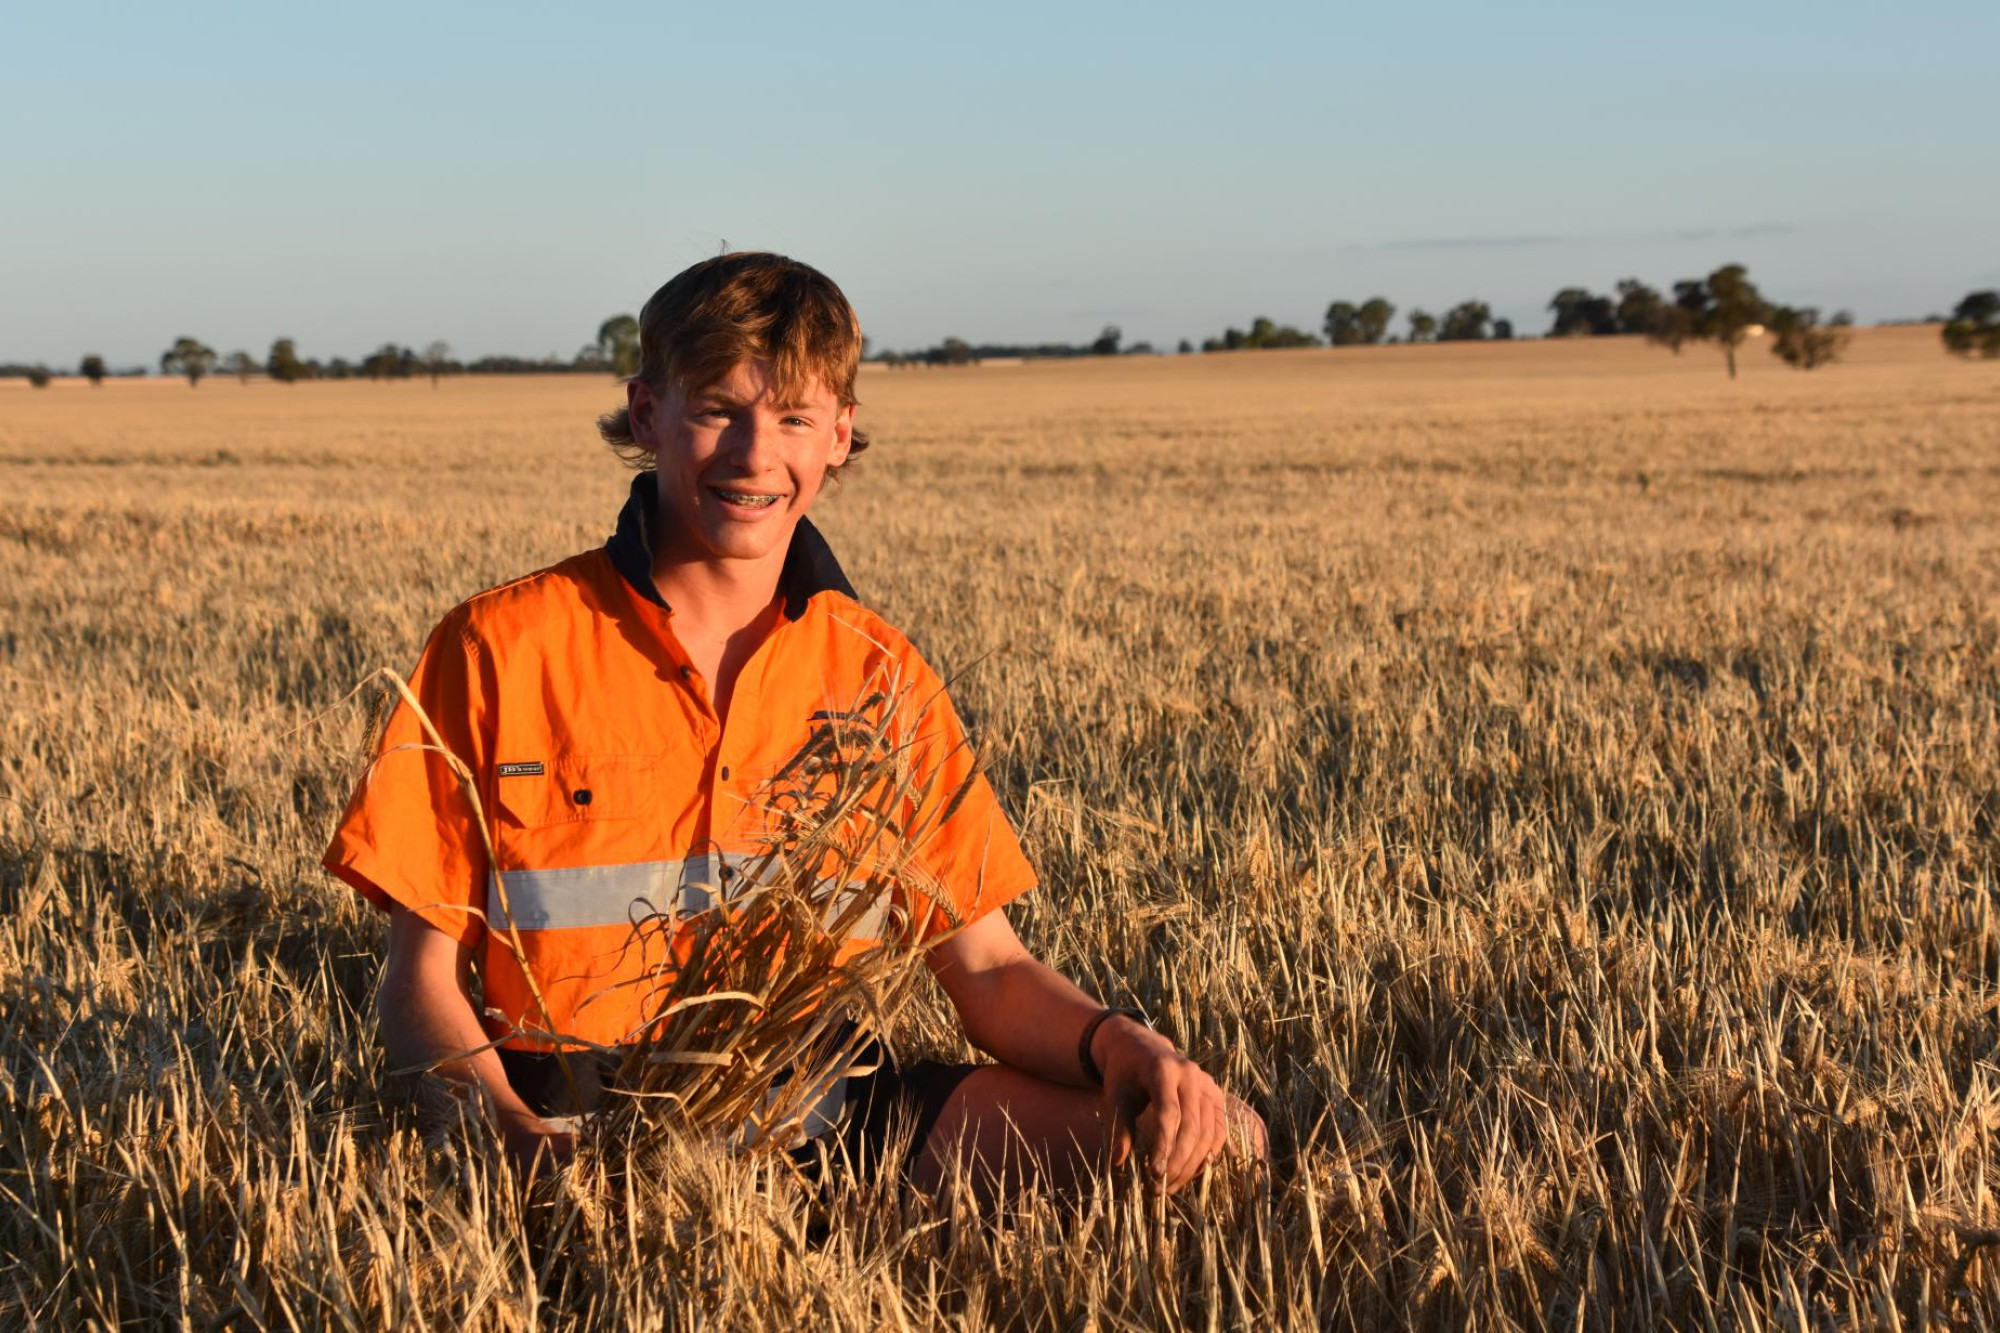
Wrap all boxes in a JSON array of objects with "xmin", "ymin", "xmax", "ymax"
[{"xmin": 605, "ymin": 471, "xmax": 857, "ymax": 620}]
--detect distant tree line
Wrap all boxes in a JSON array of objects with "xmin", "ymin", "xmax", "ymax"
[
  {"xmin": 870, "ymin": 324, "xmax": 1150, "ymax": 367},
  {"xmin": 11, "ymin": 283, "xmax": 1998, "ymax": 387},
  {"xmin": 1203, "ymin": 317, "xmax": 1322, "ymax": 352},
  {"xmin": 1531, "ymin": 265, "xmax": 1852, "ymax": 377},
  {"xmin": 0, "ymin": 357, "xmax": 146, "ymax": 384},
  {"xmin": 90, "ymin": 317, "xmax": 656, "ymax": 388},
  {"xmin": 0, "ymin": 314, "xmax": 649, "ymax": 389},
  {"xmin": 856, "ymin": 264, "xmax": 1904, "ymax": 376},
  {"xmin": 1299, "ymin": 264, "xmax": 1864, "ymax": 376}
]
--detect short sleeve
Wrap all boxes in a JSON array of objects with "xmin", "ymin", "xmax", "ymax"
[
  {"xmin": 323, "ymin": 609, "xmax": 493, "ymax": 948},
  {"xmin": 900, "ymin": 670, "xmax": 1037, "ymax": 938}
]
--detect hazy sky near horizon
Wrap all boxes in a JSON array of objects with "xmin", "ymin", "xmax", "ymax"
[{"xmin": 5, "ymin": 1, "xmax": 1995, "ymax": 368}]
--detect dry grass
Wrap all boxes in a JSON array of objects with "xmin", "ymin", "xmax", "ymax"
[
  {"xmin": 602, "ymin": 676, "xmax": 961, "ymax": 1158},
  {"xmin": 2, "ymin": 326, "xmax": 1998, "ymax": 1328}
]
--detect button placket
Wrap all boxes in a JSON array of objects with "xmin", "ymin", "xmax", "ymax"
[{"xmin": 710, "ymin": 618, "xmax": 781, "ymax": 809}]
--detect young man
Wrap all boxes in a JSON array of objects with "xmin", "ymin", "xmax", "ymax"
[{"xmin": 326, "ymin": 252, "xmax": 1263, "ymax": 1194}]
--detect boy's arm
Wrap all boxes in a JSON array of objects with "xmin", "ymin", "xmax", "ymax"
[
  {"xmin": 378, "ymin": 906, "xmax": 571, "ymax": 1167},
  {"xmin": 925, "ymin": 910, "xmax": 1235, "ymax": 1189}
]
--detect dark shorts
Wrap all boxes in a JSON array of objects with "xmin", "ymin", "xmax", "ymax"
[{"xmin": 498, "ymin": 1043, "xmax": 979, "ymax": 1177}]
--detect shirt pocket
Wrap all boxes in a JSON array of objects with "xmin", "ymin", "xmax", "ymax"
[{"xmin": 492, "ymin": 754, "xmax": 666, "ymax": 870}]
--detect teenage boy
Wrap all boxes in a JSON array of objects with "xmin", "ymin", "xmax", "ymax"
[{"xmin": 326, "ymin": 252, "xmax": 1264, "ymax": 1194}]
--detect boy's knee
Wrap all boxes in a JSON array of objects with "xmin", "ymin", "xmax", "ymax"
[{"xmin": 1225, "ymin": 1094, "xmax": 1269, "ymax": 1161}]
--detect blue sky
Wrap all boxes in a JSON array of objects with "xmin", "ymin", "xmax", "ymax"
[{"xmin": 4, "ymin": 1, "xmax": 1994, "ymax": 367}]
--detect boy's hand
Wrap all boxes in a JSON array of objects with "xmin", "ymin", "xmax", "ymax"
[
  {"xmin": 498, "ymin": 1105, "xmax": 575, "ymax": 1173},
  {"xmin": 1094, "ymin": 1017, "xmax": 1251, "ymax": 1193}
]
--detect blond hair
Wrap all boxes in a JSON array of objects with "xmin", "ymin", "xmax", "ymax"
[{"xmin": 598, "ymin": 252, "xmax": 870, "ymax": 470}]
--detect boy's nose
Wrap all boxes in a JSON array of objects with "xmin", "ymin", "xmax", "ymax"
[{"xmin": 724, "ymin": 417, "xmax": 781, "ymax": 469}]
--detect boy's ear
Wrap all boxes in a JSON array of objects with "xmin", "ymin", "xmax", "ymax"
[
  {"xmin": 628, "ymin": 379, "xmax": 661, "ymax": 446},
  {"xmin": 828, "ymin": 403, "xmax": 855, "ymax": 468}
]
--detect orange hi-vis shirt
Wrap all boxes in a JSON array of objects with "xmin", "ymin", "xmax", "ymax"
[{"xmin": 324, "ymin": 473, "xmax": 1037, "ymax": 1053}]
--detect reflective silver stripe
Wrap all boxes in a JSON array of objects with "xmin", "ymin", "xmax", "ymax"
[
  {"xmin": 802, "ymin": 1076, "xmax": 849, "ymax": 1140},
  {"xmin": 488, "ymin": 854, "xmax": 898, "ymax": 936},
  {"xmin": 820, "ymin": 884, "xmax": 893, "ymax": 940},
  {"xmin": 487, "ymin": 853, "xmax": 752, "ymax": 931},
  {"xmin": 739, "ymin": 1066, "xmax": 852, "ymax": 1149}
]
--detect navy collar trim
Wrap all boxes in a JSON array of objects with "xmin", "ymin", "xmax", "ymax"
[{"xmin": 605, "ymin": 472, "xmax": 858, "ymax": 620}]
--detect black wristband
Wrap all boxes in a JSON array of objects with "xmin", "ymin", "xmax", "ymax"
[{"xmin": 1078, "ymin": 1006, "xmax": 1147, "ymax": 1086}]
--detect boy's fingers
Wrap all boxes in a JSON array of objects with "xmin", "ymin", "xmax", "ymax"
[
  {"xmin": 1185, "ymin": 1094, "xmax": 1219, "ymax": 1187},
  {"xmin": 1162, "ymin": 1087, "xmax": 1205, "ymax": 1188},
  {"xmin": 1206, "ymin": 1093, "xmax": 1230, "ymax": 1168},
  {"xmin": 1169, "ymin": 1107, "xmax": 1214, "ymax": 1188},
  {"xmin": 1105, "ymin": 1092, "xmax": 1134, "ymax": 1168},
  {"xmin": 1116, "ymin": 1083, "xmax": 1151, "ymax": 1164},
  {"xmin": 1145, "ymin": 1094, "xmax": 1181, "ymax": 1178}
]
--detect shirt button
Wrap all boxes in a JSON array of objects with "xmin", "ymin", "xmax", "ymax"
[
  {"xmin": 719, "ymin": 765, "xmax": 731, "ymax": 781},
  {"xmin": 678, "ymin": 665, "xmax": 692, "ymax": 680},
  {"xmin": 573, "ymin": 788, "xmax": 592, "ymax": 805},
  {"xmin": 721, "ymin": 865, "xmax": 738, "ymax": 883}
]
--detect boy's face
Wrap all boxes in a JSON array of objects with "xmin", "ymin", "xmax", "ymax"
[{"xmin": 628, "ymin": 358, "xmax": 854, "ymax": 576}]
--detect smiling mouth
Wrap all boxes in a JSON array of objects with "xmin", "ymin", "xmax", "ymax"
[{"xmin": 709, "ymin": 486, "xmax": 784, "ymax": 510}]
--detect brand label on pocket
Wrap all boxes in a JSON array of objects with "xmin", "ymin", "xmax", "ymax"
[{"xmin": 497, "ymin": 761, "xmax": 545, "ymax": 778}]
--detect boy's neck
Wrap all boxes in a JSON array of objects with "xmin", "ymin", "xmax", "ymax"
[{"xmin": 647, "ymin": 516, "xmax": 792, "ymax": 638}]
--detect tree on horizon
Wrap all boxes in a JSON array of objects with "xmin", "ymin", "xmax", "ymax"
[
  {"xmin": 1357, "ymin": 298, "xmax": 1395, "ymax": 344},
  {"xmin": 1942, "ymin": 291, "xmax": 2000, "ymax": 358},
  {"xmin": 1548, "ymin": 288, "xmax": 1618, "ymax": 337},
  {"xmin": 1704, "ymin": 264, "xmax": 1767, "ymax": 379},
  {"xmin": 1324, "ymin": 297, "xmax": 1396, "ymax": 346},
  {"xmin": 267, "ymin": 338, "xmax": 310, "ymax": 383},
  {"xmin": 1615, "ymin": 280, "xmax": 1665, "ymax": 336},
  {"xmin": 363, "ymin": 344, "xmax": 406, "ymax": 380},
  {"xmin": 1439, "ymin": 300, "xmax": 1493, "ymax": 342},
  {"xmin": 1767, "ymin": 306, "xmax": 1849, "ymax": 370},
  {"xmin": 597, "ymin": 315, "xmax": 640, "ymax": 377},
  {"xmin": 1324, "ymin": 300, "xmax": 1362, "ymax": 346},
  {"xmin": 161, "ymin": 337, "xmax": 217, "ymax": 387}
]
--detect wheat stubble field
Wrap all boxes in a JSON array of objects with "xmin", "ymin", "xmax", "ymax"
[{"xmin": 2, "ymin": 327, "xmax": 1998, "ymax": 1330}]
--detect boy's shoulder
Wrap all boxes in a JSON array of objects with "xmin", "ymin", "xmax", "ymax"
[
  {"xmin": 437, "ymin": 549, "xmax": 617, "ymax": 649},
  {"xmin": 795, "ymin": 589, "xmax": 940, "ymax": 679}
]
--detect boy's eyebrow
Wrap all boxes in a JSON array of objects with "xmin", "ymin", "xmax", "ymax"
[{"xmin": 685, "ymin": 391, "xmax": 819, "ymax": 411}]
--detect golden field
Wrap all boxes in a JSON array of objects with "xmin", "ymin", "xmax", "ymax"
[{"xmin": 2, "ymin": 326, "xmax": 1998, "ymax": 1329}]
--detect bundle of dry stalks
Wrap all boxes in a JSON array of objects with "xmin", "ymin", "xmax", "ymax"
[
  {"xmin": 369, "ymin": 665, "xmax": 962, "ymax": 1160},
  {"xmin": 589, "ymin": 676, "xmax": 966, "ymax": 1158}
]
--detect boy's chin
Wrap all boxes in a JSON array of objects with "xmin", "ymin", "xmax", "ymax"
[{"xmin": 691, "ymin": 519, "xmax": 794, "ymax": 565}]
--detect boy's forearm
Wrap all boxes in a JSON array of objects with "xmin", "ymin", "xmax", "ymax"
[
  {"xmin": 377, "ymin": 973, "xmax": 539, "ymax": 1125},
  {"xmin": 954, "ymin": 955, "xmax": 1108, "ymax": 1086}
]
